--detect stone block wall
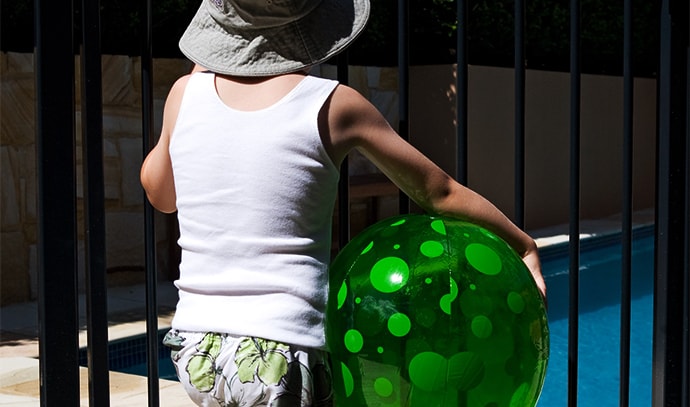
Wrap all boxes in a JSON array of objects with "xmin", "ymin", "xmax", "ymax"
[
  {"xmin": 2, "ymin": 52, "xmax": 39, "ymax": 305},
  {"xmin": 0, "ymin": 53, "xmax": 402, "ymax": 305},
  {"xmin": 1, "ymin": 52, "xmax": 657, "ymax": 306},
  {"xmin": 1, "ymin": 53, "xmax": 198, "ymax": 305}
]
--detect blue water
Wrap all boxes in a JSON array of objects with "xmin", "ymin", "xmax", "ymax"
[
  {"xmin": 114, "ymin": 230, "xmax": 656, "ymax": 406},
  {"xmin": 118, "ymin": 355, "xmax": 178, "ymax": 382},
  {"xmin": 80, "ymin": 330, "xmax": 180, "ymax": 381},
  {"xmin": 116, "ymin": 341, "xmax": 178, "ymax": 381},
  {"xmin": 538, "ymin": 231, "xmax": 654, "ymax": 406}
]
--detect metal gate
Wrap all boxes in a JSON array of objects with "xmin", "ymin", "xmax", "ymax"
[{"xmin": 33, "ymin": 0, "xmax": 688, "ymax": 405}]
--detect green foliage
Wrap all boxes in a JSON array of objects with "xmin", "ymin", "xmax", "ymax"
[
  {"xmin": 97, "ymin": 0, "xmax": 199, "ymax": 56},
  {"xmin": 348, "ymin": 0, "xmax": 658, "ymax": 75},
  {"xmin": 1, "ymin": 0, "xmax": 659, "ymax": 75},
  {"xmin": 1, "ymin": 0, "xmax": 34, "ymax": 52},
  {"xmin": 1, "ymin": 0, "xmax": 198, "ymax": 56}
]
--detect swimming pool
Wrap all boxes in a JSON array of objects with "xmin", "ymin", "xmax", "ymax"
[
  {"xmin": 538, "ymin": 227, "xmax": 654, "ymax": 406},
  {"xmin": 99, "ymin": 226, "xmax": 655, "ymax": 406},
  {"xmin": 79, "ymin": 329, "xmax": 179, "ymax": 381}
]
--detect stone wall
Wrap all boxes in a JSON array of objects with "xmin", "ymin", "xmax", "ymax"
[
  {"xmin": 0, "ymin": 52, "xmax": 657, "ymax": 306},
  {"xmin": 2, "ymin": 52, "xmax": 40, "ymax": 305},
  {"xmin": 1, "ymin": 53, "xmax": 194, "ymax": 305},
  {"xmin": 0, "ymin": 53, "xmax": 403, "ymax": 305},
  {"xmin": 407, "ymin": 65, "xmax": 657, "ymax": 229}
]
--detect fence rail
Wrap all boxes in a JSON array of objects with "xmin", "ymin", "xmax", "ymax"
[{"xmin": 33, "ymin": 0, "xmax": 689, "ymax": 406}]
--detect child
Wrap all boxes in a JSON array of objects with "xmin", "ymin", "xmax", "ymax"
[{"xmin": 141, "ymin": 0, "xmax": 546, "ymax": 405}]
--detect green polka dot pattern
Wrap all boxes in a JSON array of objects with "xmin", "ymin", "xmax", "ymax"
[{"xmin": 326, "ymin": 214, "xmax": 549, "ymax": 406}]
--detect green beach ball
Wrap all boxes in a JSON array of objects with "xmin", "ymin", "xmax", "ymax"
[{"xmin": 326, "ymin": 214, "xmax": 549, "ymax": 407}]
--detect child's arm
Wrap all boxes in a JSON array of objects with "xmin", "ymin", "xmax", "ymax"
[
  {"xmin": 323, "ymin": 85, "xmax": 546, "ymax": 299},
  {"xmin": 140, "ymin": 75, "xmax": 190, "ymax": 213}
]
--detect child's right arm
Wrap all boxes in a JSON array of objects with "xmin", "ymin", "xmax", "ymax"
[{"xmin": 140, "ymin": 75, "xmax": 190, "ymax": 214}]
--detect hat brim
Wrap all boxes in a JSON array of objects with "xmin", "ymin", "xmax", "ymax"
[{"xmin": 179, "ymin": 0, "xmax": 370, "ymax": 76}]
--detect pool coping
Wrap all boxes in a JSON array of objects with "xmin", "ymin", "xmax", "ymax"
[
  {"xmin": 0, "ymin": 356, "xmax": 191, "ymax": 406},
  {"xmin": 538, "ymin": 223, "xmax": 655, "ymax": 263}
]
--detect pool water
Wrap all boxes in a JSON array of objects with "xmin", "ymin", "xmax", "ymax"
[
  {"xmin": 107, "ymin": 229, "xmax": 656, "ymax": 406},
  {"xmin": 118, "ymin": 350, "xmax": 178, "ymax": 382},
  {"xmin": 114, "ymin": 333, "xmax": 179, "ymax": 381},
  {"xmin": 79, "ymin": 330, "xmax": 179, "ymax": 381},
  {"xmin": 538, "ymin": 230, "xmax": 654, "ymax": 406}
]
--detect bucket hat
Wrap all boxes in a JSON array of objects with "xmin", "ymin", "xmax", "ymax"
[{"xmin": 179, "ymin": 0, "xmax": 370, "ymax": 76}]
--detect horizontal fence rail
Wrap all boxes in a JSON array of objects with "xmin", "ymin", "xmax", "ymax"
[{"xmin": 31, "ymin": 0, "xmax": 689, "ymax": 406}]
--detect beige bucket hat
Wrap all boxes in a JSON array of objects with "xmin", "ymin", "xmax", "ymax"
[{"xmin": 179, "ymin": 0, "xmax": 370, "ymax": 76}]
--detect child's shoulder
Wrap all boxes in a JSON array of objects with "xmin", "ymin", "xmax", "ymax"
[
  {"xmin": 164, "ymin": 72, "xmax": 201, "ymax": 108},
  {"xmin": 169, "ymin": 68, "xmax": 214, "ymax": 94},
  {"xmin": 327, "ymin": 82, "xmax": 381, "ymax": 119},
  {"xmin": 168, "ymin": 73, "xmax": 193, "ymax": 99},
  {"xmin": 160, "ymin": 73, "xmax": 197, "ymax": 123},
  {"xmin": 170, "ymin": 73, "xmax": 195, "ymax": 94}
]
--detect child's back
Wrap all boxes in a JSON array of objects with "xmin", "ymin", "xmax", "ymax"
[
  {"xmin": 169, "ymin": 70, "xmax": 341, "ymax": 348},
  {"xmin": 141, "ymin": 0, "xmax": 545, "ymax": 404}
]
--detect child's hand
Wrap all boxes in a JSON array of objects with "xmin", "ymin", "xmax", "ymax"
[{"xmin": 521, "ymin": 248, "xmax": 547, "ymax": 306}]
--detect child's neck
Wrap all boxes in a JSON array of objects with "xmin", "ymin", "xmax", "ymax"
[{"xmin": 212, "ymin": 72, "xmax": 307, "ymax": 111}]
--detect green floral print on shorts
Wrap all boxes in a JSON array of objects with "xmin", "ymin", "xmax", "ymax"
[{"xmin": 164, "ymin": 330, "xmax": 333, "ymax": 406}]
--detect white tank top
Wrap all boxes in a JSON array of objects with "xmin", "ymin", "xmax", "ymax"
[{"xmin": 169, "ymin": 72, "xmax": 340, "ymax": 348}]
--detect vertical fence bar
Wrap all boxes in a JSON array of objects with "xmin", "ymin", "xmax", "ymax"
[
  {"xmin": 34, "ymin": 0, "xmax": 80, "ymax": 405},
  {"xmin": 141, "ymin": 0, "xmax": 160, "ymax": 404},
  {"xmin": 685, "ymin": 40, "xmax": 690, "ymax": 407},
  {"xmin": 514, "ymin": 0, "xmax": 525, "ymax": 229},
  {"xmin": 455, "ymin": 0, "xmax": 468, "ymax": 184},
  {"xmin": 337, "ymin": 54, "xmax": 351, "ymax": 249},
  {"xmin": 653, "ymin": 0, "xmax": 689, "ymax": 405},
  {"xmin": 568, "ymin": 0, "xmax": 581, "ymax": 406},
  {"xmin": 619, "ymin": 0, "xmax": 633, "ymax": 405},
  {"xmin": 80, "ymin": 0, "xmax": 111, "ymax": 404},
  {"xmin": 398, "ymin": 0, "xmax": 410, "ymax": 213}
]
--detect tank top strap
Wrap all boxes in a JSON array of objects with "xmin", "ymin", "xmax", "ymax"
[{"xmin": 293, "ymin": 75, "xmax": 339, "ymax": 103}]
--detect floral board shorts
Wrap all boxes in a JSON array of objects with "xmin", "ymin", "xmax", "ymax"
[{"xmin": 163, "ymin": 330, "xmax": 334, "ymax": 407}]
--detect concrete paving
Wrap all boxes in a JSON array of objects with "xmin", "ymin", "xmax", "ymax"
[
  {"xmin": 0, "ymin": 281, "xmax": 192, "ymax": 405},
  {"xmin": 0, "ymin": 209, "xmax": 655, "ymax": 406}
]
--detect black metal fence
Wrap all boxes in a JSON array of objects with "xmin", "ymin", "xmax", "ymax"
[{"xmin": 33, "ymin": 0, "xmax": 689, "ymax": 406}]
